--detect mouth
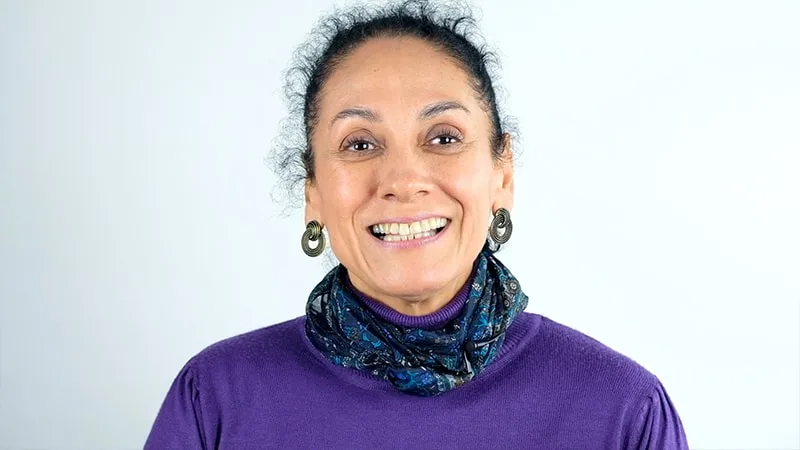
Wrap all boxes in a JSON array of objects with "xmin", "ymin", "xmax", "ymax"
[{"xmin": 369, "ymin": 217, "xmax": 450, "ymax": 242}]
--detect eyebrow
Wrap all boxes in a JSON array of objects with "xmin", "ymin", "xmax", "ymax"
[
  {"xmin": 329, "ymin": 101, "xmax": 470, "ymax": 128},
  {"xmin": 330, "ymin": 107, "xmax": 381, "ymax": 128},
  {"xmin": 418, "ymin": 101, "xmax": 471, "ymax": 120}
]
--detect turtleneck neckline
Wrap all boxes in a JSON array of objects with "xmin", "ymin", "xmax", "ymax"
[{"xmin": 343, "ymin": 271, "xmax": 472, "ymax": 330}]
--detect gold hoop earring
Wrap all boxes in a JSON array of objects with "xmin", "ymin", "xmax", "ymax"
[
  {"xmin": 301, "ymin": 220, "xmax": 325, "ymax": 257},
  {"xmin": 489, "ymin": 208, "xmax": 512, "ymax": 245}
]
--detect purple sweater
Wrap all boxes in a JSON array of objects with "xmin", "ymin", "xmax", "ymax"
[{"xmin": 146, "ymin": 293, "xmax": 688, "ymax": 449}]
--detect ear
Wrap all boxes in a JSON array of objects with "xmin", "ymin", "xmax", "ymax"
[
  {"xmin": 304, "ymin": 179, "xmax": 322, "ymax": 225},
  {"xmin": 492, "ymin": 133, "xmax": 515, "ymax": 212}
]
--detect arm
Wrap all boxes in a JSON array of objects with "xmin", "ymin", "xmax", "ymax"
[
  {"xmin": 628, "ymin": 379, "xmax": 689, "ymax": 450},
  {"xmin": 144, "ymin": 362, "xmax": 208, "ymax": 450}
]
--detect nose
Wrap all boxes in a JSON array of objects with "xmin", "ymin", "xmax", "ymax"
[{"xmin": 376, "ymin": 146, "xmax": 433, "ymax": 203}]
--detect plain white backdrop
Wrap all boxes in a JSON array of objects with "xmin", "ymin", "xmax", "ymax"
[{"xmin": 1, "ymin": 0, "xmax": 798, "ymax": 448}]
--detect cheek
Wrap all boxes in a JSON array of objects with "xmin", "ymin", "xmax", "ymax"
[
  {"xmin": 436, "ymin": 155, "xmax": 495, "ymax": 214},
  {"xmin": 317, "ymin": 165, "xmax": 370, "ymax": 223}
]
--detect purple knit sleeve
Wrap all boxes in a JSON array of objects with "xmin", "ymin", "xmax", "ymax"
[
  {"xmin": 144, "ymin": 362, "xmax": 208, "ymax": 450},
  {"xmin": 628, "ymin": 380, "xmax": 689, "ymax": 450}
]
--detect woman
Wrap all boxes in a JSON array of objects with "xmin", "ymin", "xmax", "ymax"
[{"xmin": 146, "ymin": 1, "xmax": 688, "ymax": 448}]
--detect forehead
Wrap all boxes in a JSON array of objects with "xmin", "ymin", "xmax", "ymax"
[{"xmin": 319, "ymin": 36, "xmax": 478, "ymax": 115}]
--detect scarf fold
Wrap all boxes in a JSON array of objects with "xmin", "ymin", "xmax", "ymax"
[{"xmin": 304, "ymin": 248, "xmax": 529, "ymax": 397}]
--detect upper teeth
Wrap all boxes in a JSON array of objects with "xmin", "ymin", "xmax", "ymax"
[{"xmin": 372, "ymin": 217, "xmax": 448, "ymax": 236}]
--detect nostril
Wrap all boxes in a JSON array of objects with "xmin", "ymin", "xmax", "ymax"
[{"xmin": 378, "ymin": 174, "xmax": 433, "ymax": 202}]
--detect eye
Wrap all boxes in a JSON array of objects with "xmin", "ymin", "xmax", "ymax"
[
  {"xmin": 427, "ymin": 127, "xmax": 463, "ymax": 146},
  {"xmin": 342, "ymin": 135, "xmax": 378, "ymax": 152},
  {"xmin": 431, "ymin": 135, "xmax": 458, "ymax": 145}
]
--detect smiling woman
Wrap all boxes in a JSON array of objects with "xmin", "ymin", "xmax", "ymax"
[
  {"xmin": 306, "ymin": 35, "xmax": 513, "ymax": 316},
  {"xmin": 145, "ymin": 1, "xmax": 688, "ymax": 448}
]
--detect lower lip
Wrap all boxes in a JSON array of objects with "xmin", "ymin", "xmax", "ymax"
[{"xmin": 369, "ymin": 222, "xmax": 450, "ymax": 249}]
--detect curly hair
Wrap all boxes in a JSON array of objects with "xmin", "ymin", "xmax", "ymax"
[{"xmin": 268, "ymin": 0, "xmax": 517, "ymax": 211}]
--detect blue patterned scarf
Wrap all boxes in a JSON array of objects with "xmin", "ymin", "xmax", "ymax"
[{"xmin": 304, "ymin": 248, "xmax": 528, "ymax": 397}]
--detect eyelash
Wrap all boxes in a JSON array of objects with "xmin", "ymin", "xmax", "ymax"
[
  {"xmin": 343, "ymin": 135, "xmax": 376, "ymax": 152},
  {"xmin": 342, "ymin": 129, "xmax": 463, "ymax": 152},
  {"xmin": 428, "ymin": 128, "xmax": 463, "ymax": 146}
]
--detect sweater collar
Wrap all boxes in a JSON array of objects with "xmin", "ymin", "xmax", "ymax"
[{"xmin": 343, "ymin": 271, "xmax": 472, "ymax": 330}]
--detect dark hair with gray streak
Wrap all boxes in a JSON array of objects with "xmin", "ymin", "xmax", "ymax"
[{"xmin": 269, "ymin": 0, "xmax": 517, "ymax": 209}]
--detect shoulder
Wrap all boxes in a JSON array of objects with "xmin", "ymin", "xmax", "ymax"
[
  {"xmin": 512, "ymin": 314, "xmax": 689, "ymax": 447},
  {"xmin": 145, "ymin": 317, "xmax": 309, "ymax": 448},
  {"xmin": 185, "ymin": 315, "xmax": 306, "ymax": 380},
  {"xmin": 523, "ymin": 313, "xmax": 660, "ymax": 403}
]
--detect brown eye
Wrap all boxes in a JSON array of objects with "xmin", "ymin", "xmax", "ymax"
[
  {"xmin": 342, "ymin": 135, "xmax": 377, "ymax": 152},
  {"xmin": 428, "ymin": 128, "xmax": 463, "ymax": 146},
  {"xmin": 432, "ymin": 135, "xmax": 458, "ymax": 145},
  {"xmin": 350, "ymin": 141, "xmax": 373, "ymax": 151}
]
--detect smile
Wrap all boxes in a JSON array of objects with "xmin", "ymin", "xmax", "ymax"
[{"xmin": 370, "ymin": 217, "xmax": 449, "ymax": 242}]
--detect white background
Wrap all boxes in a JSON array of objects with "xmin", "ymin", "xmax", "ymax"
[{"xmin": 1, "ymin": 0, "xmax": 798, "ymax": 448}]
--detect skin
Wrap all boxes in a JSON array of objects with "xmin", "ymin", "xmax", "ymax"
[{"xmin": 305, "ymin": 36, "xmax": 514, "ymax": 316}]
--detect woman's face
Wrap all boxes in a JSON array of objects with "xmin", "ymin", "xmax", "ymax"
[{"xmin": 306, "ymin": 36, "xmax": 514, "ymax": 315}]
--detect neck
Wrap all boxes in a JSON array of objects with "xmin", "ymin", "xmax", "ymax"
[{"xmin": 345, "ymin": 267, "xmax": 474, "ymax": 317}]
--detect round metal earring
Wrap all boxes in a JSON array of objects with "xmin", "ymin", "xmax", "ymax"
[
  {"xmin": 489, "ymin": 208, "xmax": 512, "ymax": 245},
  {"xmin": 301, "ymin": 220, "xmax": 325, "ymax": 257}
]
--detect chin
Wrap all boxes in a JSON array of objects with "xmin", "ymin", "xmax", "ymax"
[{"xmin": 378, "ymin": 271, "xmax": 452, "ymax": 300}]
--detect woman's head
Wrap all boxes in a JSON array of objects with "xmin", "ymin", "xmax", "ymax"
[{"xmin": 273, "ymin": 1, "xmax": 516, "ymax": 314}]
